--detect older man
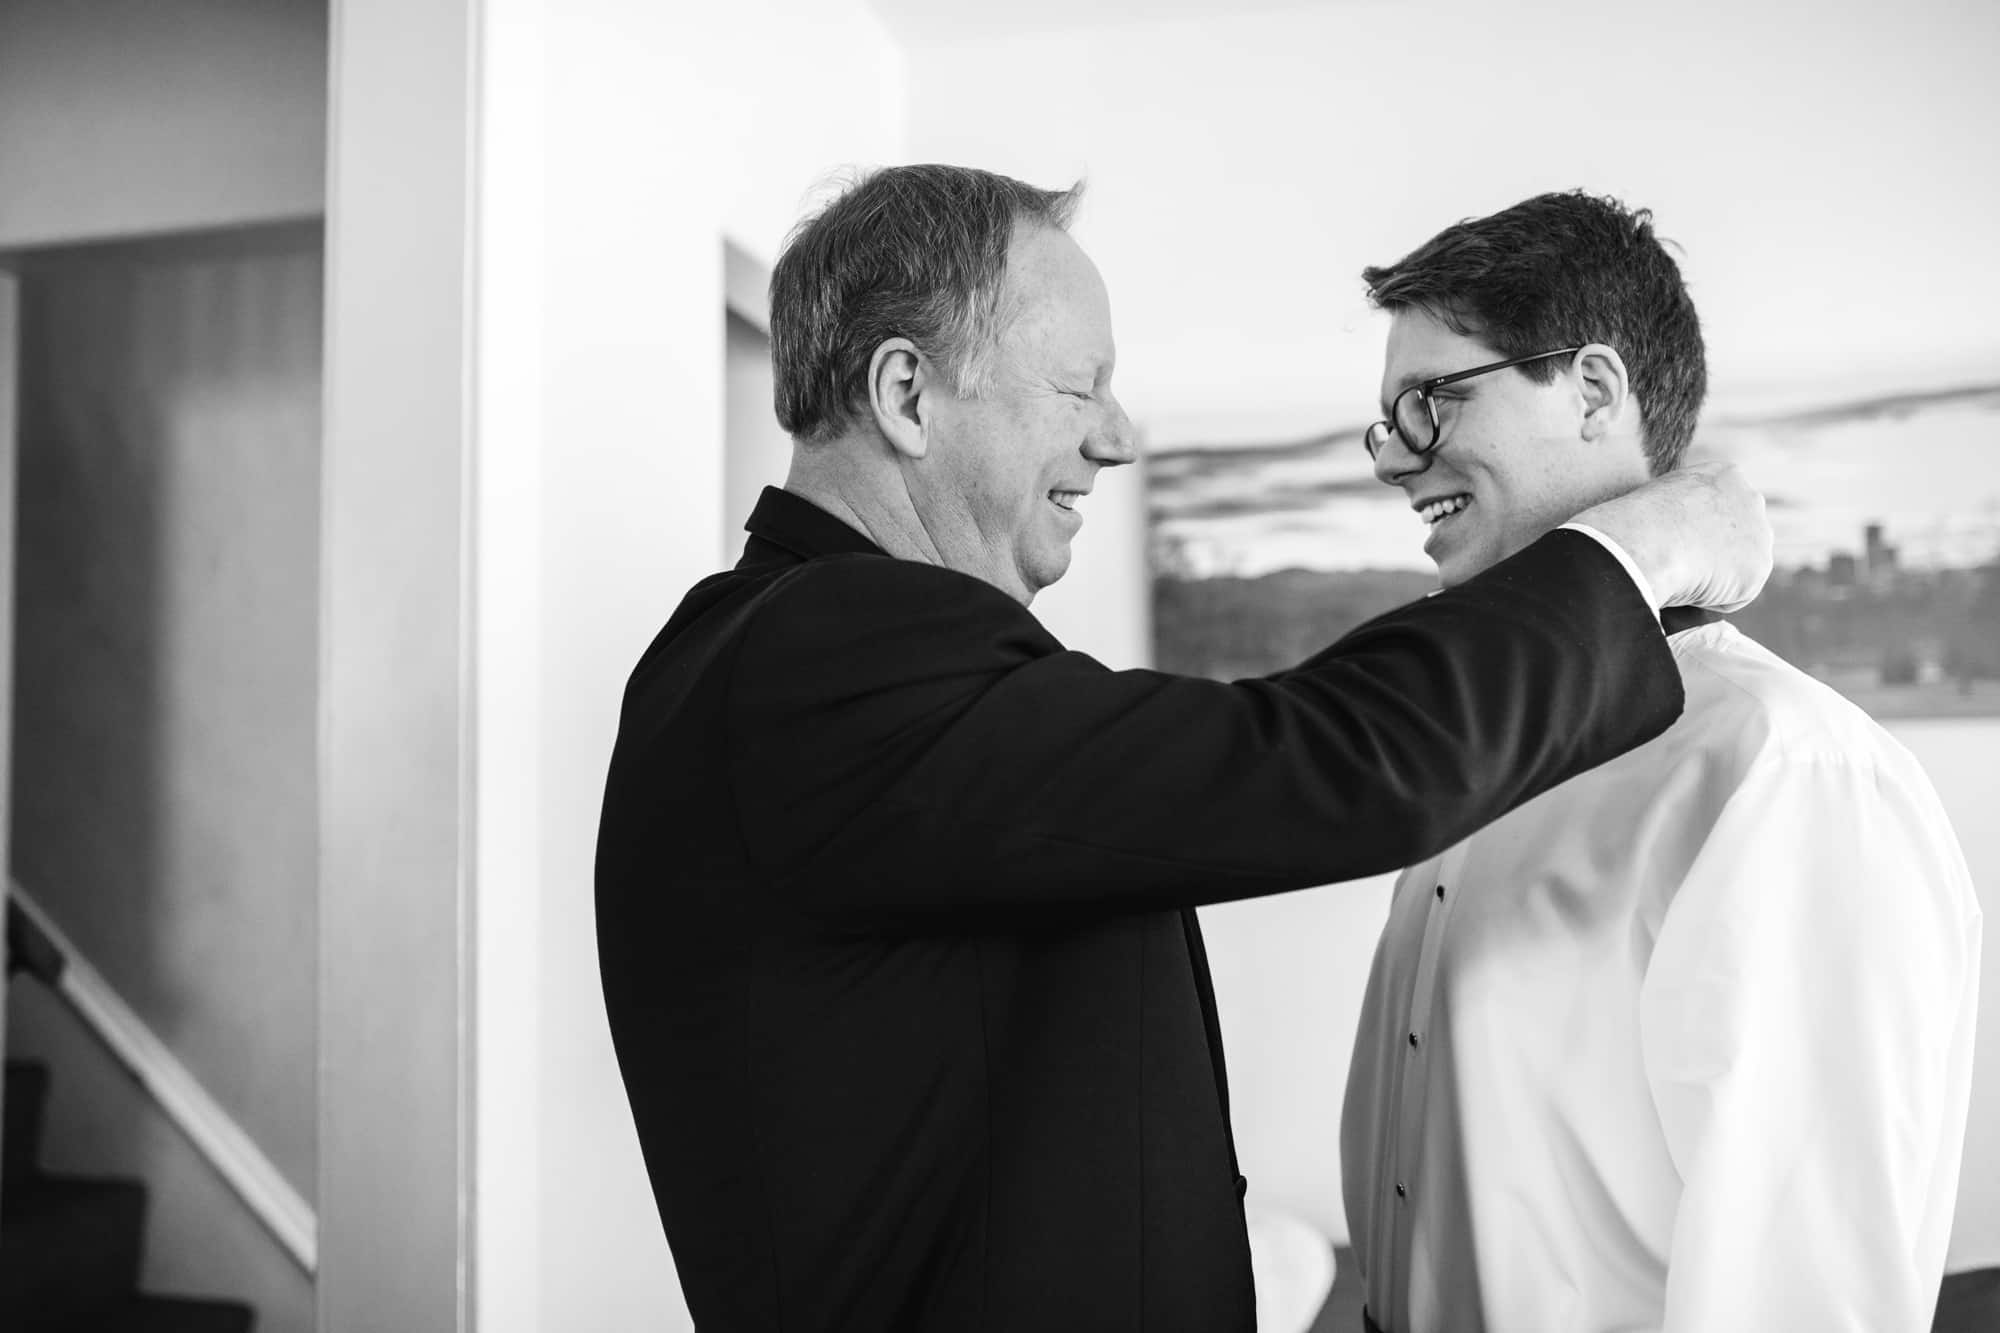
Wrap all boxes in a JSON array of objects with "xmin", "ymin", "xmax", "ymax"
[
  {"xmin": 594, "ymin": 165, "xmax": 1771, "ymax": 1333},
  {"xmin": 1341, "ymin": 191, "xmax": 1980, "ymax": 1332}
]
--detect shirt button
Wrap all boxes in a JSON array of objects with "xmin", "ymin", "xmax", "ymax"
[
  {"xmin": 1408, "ymin": 1032, "xmax": 1420, "ymax": 1048},
  {"xmin": 1435, "ymin": 883, "xmax": 1446, "ymax": 900},
  {"xmin": 1396, "ymin": 1182, "xmax": 1407, "ymax": 1198}
]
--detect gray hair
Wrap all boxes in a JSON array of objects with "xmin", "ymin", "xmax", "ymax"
[{"xmin": 769, "ymin": 164, "xmax": 1084, "ymax": 443}]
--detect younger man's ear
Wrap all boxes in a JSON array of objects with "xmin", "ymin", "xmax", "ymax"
[
  {"xmin": 1574, "ymin": 343, "xmax": 1631, "ymax": 442},
  {"xmin": 868, "ymin": 338, "xmax": 931, "ymax": 461}
]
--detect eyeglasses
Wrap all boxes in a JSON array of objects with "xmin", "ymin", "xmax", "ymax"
[{"xmin": 1362, "ymin": 347, "xmax": 1583, "ymax": 460}]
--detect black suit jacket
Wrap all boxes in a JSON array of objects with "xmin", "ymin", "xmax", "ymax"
[{"xmin": 595, "ymin": 488, "xmax": 1681, "ymax": 1333}]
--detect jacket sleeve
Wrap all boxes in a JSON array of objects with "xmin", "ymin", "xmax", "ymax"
[{"xmin": 732, "ymin": 527, "xmax": 1682, "ymax": 927}]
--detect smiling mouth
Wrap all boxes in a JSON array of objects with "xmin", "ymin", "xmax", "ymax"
[{"xmin": 1417, "ymin": 494, "xmax": 1472, "ymax": 527}]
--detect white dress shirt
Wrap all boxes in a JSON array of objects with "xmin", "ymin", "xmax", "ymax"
[{"xmin": 1341, "ymin": 620, "xmax": 1982, "ymax": 1333}]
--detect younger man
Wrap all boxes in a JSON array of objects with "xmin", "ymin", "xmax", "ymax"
[{"xmin": 1340, "ymin": 192, "xmax": 1981, "ymax": 1332}]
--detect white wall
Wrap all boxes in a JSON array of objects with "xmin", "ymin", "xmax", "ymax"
[
  {"xmin": 724, "ymin": 312, "xmax": 789, "ymax": 566},
  {"xmin": 470, "ymin": 5, "xmax": 909, "ymax": 1330},
  {"xmin": 0, "ymin": 0, "xmax": 326, "ymax": 248},
  {"xmin": 12, "ymin": 228, "xmax": 323, "ymax": 1204},
  {"xmin": 904, "ymin": 0, "xmax": 2000, "ymax": 438},
  {"xmin": 0, "ymin": 3, "xmax": 327, "ymax": 1320},
  {"xmin": 904, "ymin": 0, "xmax": 2000, "ymax": 1253},
  {"xmin": 1888, "ymin": 719, "xmax": 2000, "ymax": 1270}
]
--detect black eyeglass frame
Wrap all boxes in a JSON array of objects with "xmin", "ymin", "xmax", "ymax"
[{"xmin": 1363, "ymin": 346, "xmax": 1585, "ymax": 460}]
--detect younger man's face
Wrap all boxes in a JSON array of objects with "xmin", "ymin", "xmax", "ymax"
[{"xmin": 1373, "ymin": 307, "xmax": 1651, "ymax": 587}]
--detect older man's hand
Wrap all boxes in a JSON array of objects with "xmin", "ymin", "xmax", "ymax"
[{"xmin": 1572, "ymin": 461, "xmax": 1773, "ymax": 613}]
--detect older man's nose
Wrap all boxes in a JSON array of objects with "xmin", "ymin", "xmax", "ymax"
[{"xmin": 1084, "ymin": 396, "xmax": 1140, "ymax": 467}]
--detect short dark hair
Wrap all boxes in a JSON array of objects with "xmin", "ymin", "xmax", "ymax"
[
  {"xmin": 1362, "ymin": 191, "xmax": 1706, "ymax": 474},
  {"xmin": 769, "ymin": 164, "xmax": 1084, "ymax": 443}
]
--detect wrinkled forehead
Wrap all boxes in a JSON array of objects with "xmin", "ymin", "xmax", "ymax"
[{"xmin": 1001, "ymin": 225, "xmax": 1116, "ymax": 361}]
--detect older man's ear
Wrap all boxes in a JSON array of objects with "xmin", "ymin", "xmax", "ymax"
[{"xmin": 868, "ymin": 337, "xmax": 931, "ymax": 461}]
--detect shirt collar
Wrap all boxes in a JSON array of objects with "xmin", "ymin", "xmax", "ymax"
[
  {"xmin": 740, "ymin": 486, "xmax": 887, "ymax": 568},
  {"xmin": 1660, "ymin": 605, "xmax": 1727, "ymax": 637}
]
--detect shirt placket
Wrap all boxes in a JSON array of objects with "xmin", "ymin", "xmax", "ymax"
[{"xmin": 1385, "ymin": 840, "xmax": 1469, "ymax": 1332}]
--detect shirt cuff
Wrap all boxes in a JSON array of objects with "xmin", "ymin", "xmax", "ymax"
[{"xmin": 1559, "ymin": 522, "xmax": 1662, "ymax": 621}]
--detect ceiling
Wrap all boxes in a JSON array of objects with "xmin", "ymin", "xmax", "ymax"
[{"xmin": 865, "ymin": 0, "xmax": 1369, "ymax": 46}]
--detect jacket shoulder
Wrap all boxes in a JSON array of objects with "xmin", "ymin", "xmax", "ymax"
[
  {"xmin": 759, "ymin": 552, "xmax": 1035, "ymax": 616},
  {"xmin": 737, "ymin": 554, "xmax": 1060, "ymax": 669}
]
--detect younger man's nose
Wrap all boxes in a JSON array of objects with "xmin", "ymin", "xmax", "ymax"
[{"xmin": 1372, "ymin": 433, "xmax": 1430, "ymax": 486}]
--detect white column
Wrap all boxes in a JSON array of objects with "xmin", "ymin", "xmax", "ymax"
[
  {"xmin": 319, "ymin": 0, "xmax": 477, "ymax": 1327},
  {"xmin": 323, "ymin": 0, "xmax": 717, "ymax": 1327}
]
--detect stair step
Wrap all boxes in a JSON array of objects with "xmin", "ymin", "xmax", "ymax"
[
  {"xmin": 0, "ymin": 1174, "xmax": 147, "ymax": 1324},
  {"xmin": 0, "ymin": 1067, "xmax": 260, "ymax": 1332},
  {"xmin": 114, "ymin": 1294, "xmax": 258, "ymax": 1333},
  {"xmin": 1936, "ymin": 1265, "xmax": 2000, "ymax": 1333},
  {"xmin": 4, "ymin": 1060, "xmax": 51, "ymax": 1184},
  {"xmin": 2, "ymin": 1296, "xmax": 255, "ymax": 1333}
]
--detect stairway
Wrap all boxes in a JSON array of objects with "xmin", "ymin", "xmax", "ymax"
[{"xmin": 1, "ymin": 1060, "xmax": 257, "ymax": 1333}]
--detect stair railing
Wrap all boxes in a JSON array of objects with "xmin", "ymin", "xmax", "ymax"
[{"xmin": 4, "ymin": 883, "xmax": 317, "ymax": 1273}]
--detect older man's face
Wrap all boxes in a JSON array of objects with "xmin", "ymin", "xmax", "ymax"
[{"xmin": 909, "ymin": 225, "xmax": 1138, "ymax": 603}]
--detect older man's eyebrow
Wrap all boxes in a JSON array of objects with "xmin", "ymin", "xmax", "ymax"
[{"xmin": 1065, "ymin": 358, "xmax": 1113, "ymax": 388}]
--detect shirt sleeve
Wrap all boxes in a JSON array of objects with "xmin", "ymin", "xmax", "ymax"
[{"xmin": 1639, "ymin": 746, "xmax": 1982, "ymax": 1331}]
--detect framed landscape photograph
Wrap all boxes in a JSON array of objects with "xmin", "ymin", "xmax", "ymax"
[{"xmin": 1150, "ymin": 381, "xmax": 2000, "ymax": 720}]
